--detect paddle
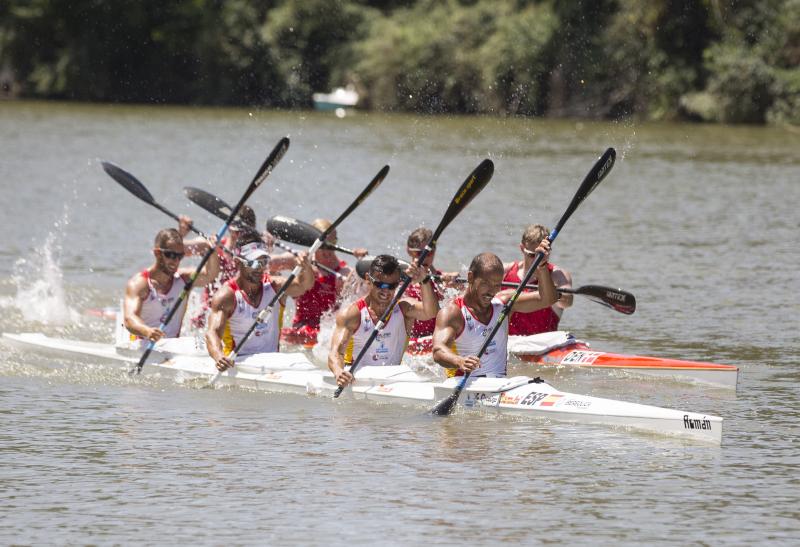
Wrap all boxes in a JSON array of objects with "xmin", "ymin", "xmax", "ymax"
[
  {"xmin": 104, "ymin": 162, "xmax": 213, "ymax": 241},
  {"xmin": 103, "ymin": 136, "xmax": 290, "ymax": 374},
  {"xmin": 209, "ymin": 164, "xmax": 390, "ymax": 384},
  {"xmin": 448, "ymin": 277, "xmax": 635, "ymax": 315},
  {"xmin": 183, "ymin": 186, "xmax": 343, "ymax": 278},
  {"xmin": 333, "ymin": 159, "xmax": 495, "ymax": 398},
  {"xmin": 431, "ymin": 148, "xmax": 616, "ymax": 416},
  {"xmin": 266, "ymin": 215, "xmax": 361, "ymax": 257}
]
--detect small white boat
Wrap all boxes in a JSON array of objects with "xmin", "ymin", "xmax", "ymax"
[
  {"xmin": 2, "ymin": 332, "xmax": 723, "ymax": 443},
  {"xmin": 312, "ymin": 86, "xmax": 359, "ymax": 111}
]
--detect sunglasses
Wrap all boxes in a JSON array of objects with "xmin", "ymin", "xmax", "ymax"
[
  {"xmin": 236, "ymin": 256, "xmax": 270, "ymax": 270},
  {"xmin": 158, "ymin": 249, "xmax": 185, "ymax": 260},
  {"xmin": 367, "ymin": 273, "xmax": 399, "ymax": 291}
]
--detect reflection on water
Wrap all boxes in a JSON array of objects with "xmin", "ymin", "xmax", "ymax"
[{"xmin": 1, "ymin": 101, "xmax": 799, "ymax": 544}]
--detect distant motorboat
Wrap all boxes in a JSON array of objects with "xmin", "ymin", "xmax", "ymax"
[{"xmin": 312, "ymin": 85, "xmax": 359, "ymax": 111}]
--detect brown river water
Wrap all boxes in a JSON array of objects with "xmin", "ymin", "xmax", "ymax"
[{"xmin": 1, "ymin": 101, "xmax": 798, "ymax": 544}]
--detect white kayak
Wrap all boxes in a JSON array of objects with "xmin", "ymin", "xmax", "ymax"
[{"xmin": 2, "ymin": 332, "xmax": 723, "ymax": 444}]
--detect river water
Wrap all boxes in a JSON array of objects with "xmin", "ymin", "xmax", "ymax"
[{"xmin": 1, "ymin": 101, "xmax": 798, "ymax": 544}]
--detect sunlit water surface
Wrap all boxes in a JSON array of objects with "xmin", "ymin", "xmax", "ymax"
[{"xmin": 1, "ymin": 101, "xmax": 798, "ymax": 544}]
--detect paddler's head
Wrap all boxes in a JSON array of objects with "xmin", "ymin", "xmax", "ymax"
[
  {"xmin": 520, "ymin": 224, "xmax": 549, "ymax": 267},
  {"xmin": 153, "ymin": 228, "xmax": 185, "ymax": 275},
  {"xmin": 466, "ymin": 252, "xmax": 504, "ymax": 307},
  {"xmin": 366, "ymin": 254, "xmax": 401, "ymax": 305},
  {"xmin": 235, "ymin": 229, "xmax": 270, "ymax": 283},
  {"xmin": 312, "ymin": 218, "xmax": 338, "ymax": 246},
  {"xmin": 406, "ymin": 227, "xmax": 434, "ymax": 268}
]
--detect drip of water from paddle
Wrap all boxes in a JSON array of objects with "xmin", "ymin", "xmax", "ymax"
[{"xmin": 8, "ymin": 219, "xmax": 81, "ymax": 325}]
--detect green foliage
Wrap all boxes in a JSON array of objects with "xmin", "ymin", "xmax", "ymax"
[{"xmin": 0, "ymin": 0, "xmax": 796, "ymax": 124}]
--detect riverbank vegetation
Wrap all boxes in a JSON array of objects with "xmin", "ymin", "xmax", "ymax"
[{"xmin": 1, "ymin": 0, "xmax": 797, "ymax": 124}]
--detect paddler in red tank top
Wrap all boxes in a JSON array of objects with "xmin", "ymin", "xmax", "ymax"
[
  {"xmin": 503, "ymin": 224, "xmax": 573, "ymax": 335},
  {"xmin": 281, "ymin": 218, "xmax": 368, "ymax": 345},
  {"xmin": 403, "ymin": 227, "xmax": 460, "ymax": 352}
]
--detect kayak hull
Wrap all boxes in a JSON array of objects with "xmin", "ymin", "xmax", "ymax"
[{"xmin": 1, "ymin": 332, "xmax": 724, "ymax": 443}]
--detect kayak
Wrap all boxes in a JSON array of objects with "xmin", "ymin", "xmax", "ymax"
[
  {"xmin": 507, "ymin": 331, "xmax": 739, "ymax": 390},
  {"xmin": 1, "ymin": 331, "xmax": 723, "ymax": 444},
  {"xmin": 398, "ymin": 332, "xmax": 738, "ymax": 389},
  {"xmin": 90, "ymin": 306, "xmax": 737, "ymax": 389}
]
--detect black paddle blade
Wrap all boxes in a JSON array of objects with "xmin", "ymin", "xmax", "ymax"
[
  {"xmin": 102, "ymin": 161, "xmax": 156, "ymax": 205},
  {"xmin": 431, "ymin": 390, "xmax": 460, "ymax": 416},
  {"xmin": 184, "ymin": 186, "xmax": 234, "ymax": 222},
  {"xmin": 430, "ymin": 159, "xmax": 494, "ymax": 245},
  {"xmin": 267, "ymin": 216, "xmax": 322, "ymax": 247},
  {"xmin": 251, "ymin": 137, "xmax": 290, "ymax": 189},
  {"xmin": 576, "ymin": 285, "xmax": 636, "ymax": 315},
  {"xmin": 552, "ymin": 148, "xmax": 615, "ymax": 237}
]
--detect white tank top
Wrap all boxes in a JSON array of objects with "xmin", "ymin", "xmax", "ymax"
[
  {"xmin": 138, "ymin": 270, "xmax": 187, "ymax": 338},
  {"xmin": 452, "ymin": 296, "xmax": 508, "ymax": 377},
  {"xmin": 223, "ymin": 279, "xmax": 283, "ymax": 356},
  {"xmin": 345, "ymin": 299, "xmax": 407, "ymax": 366}
]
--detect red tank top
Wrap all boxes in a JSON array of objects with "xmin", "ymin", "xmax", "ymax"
[
  {"xmin": 405, "ymin": 269, "xmax": 444, "ymax": 337},
  {"xmin": 291, "ymin": 260, "xmax": 346, "ymax": 328},
  {"xmin": 504, "ymin": 261, "xmax": 560, "ymax": 335}
]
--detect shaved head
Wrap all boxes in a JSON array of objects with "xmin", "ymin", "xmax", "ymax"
[{"xmin": 468, "ymin": 252, "xmax": 503, "ymax": 279}]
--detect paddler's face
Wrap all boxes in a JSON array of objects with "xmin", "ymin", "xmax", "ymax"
[
  {"xmin": 155, "ymin": 242, "xmax": 185, "ymax": 274},
  {"xmin": 407, "ymin": 247, "xmax": 434, "ymax": 268},
  {"xmin": 470, "ymin": 271, "xmax": 503, "ymax": 306},
  {"xmin": 368, "ymin": 271, "xmax": 400, "ymax": 305}
]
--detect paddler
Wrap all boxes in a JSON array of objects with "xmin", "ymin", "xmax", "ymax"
[
  {"xmin": 123, "ymin": 220, "xmax": 219, "ymax": 343},
  {"xmin": 328, "ymin": 254, "xmax": 438, "ymax": 388},
  {"xmin": 206, "ymin": 229, "xmax": 314, "ymax": 371},
  {"xmin": 404, "ymin": 227, "xmax": 459, "ymax": 353},
  {"xmin": 503, "ymin": 224, "xmax": 572, "ymax": 334},
  {"xmin": 280, "ymin": 218, "xmax": 368, "ymax": 345},
  {"xmin": 187, "ymin": 205, "xmax": 256, "ymax": 328},
  {"xmin": 433, "ymin": 244, "xmax": 556, "ymax": 378}
]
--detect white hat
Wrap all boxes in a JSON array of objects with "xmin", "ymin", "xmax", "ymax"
[{"xmin": 238, "ymin": 242, "xmax": 269, "ymax": 261}]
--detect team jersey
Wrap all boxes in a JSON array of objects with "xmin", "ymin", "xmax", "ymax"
[
  {"xmin": 138, "ymin": 269, "xmax": 188, "ymax": 338},
  {"xmin": 405, "ymin": 270, "xmax": 443, "ymax": 338},
  {"xmin": 222, "ymin": 279, "xmax": 284, "ymax": 356},
  {"xmin": 503, "ymin": 261, "xmax": 561, "ymax": 335},
  {"xmin": 291, "ymin": 260, "xmax": 346, "ymax": 328},
  {"xmin": 344, "ymin": 299, "xmax": 407, "ymax": 366},
  {"xmin": 450, "ymin": 296, "xmax": 508, "ymax": 378}
]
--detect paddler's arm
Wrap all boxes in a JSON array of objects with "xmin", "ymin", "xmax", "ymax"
[
  {"xmin": 328, "ymin": 304, "xmax": 361, "ymax": 387},
  {"xmin": 400, "ymin": 264, "xmax": 439, "ymax": 320},
  {"xmin": 205, "ymin": 286, "xmax": 236, "ymax": 371},
  {"xmin": 282, "ymin": 252, "xmax": 314, "ymax": 297},
  {"xmin": 184, "ymin": 244, "xmax": 220, "ymax": 287},
  {"xmin": 123, "ymin": 274, "xmax": 165, "ymax": 342},
  {"xmin": 553, "ymin": 267, "xmax": 573, "ymax": 309},
  {"xmin": 503, "ymin": 239, "xmax": 557, "ymax": 313},
  {"xmin": 432, "ymin": 305, "xmax": 480, "ymax": 374}
]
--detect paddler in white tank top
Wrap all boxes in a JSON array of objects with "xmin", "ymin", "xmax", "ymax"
[
  {"xmin": 123, "ymin": 221, "xmax": 219, "ymax": 343},
  {"xmin": 432, "ymin": 245, "xmax": 556, "ymax": 378},
  {"xmin": 206, "ymin": 229, "xmax": 314, "ymax": 372},
  {"xmin": 328, "ymin": 254, "xmax": 439, "ymax": 389}
]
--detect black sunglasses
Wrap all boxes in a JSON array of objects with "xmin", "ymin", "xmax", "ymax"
[
  {"xmin": 158, "ymin": 248, "xmax": 185, "ymax": 260},
  {"xmin": 367, "ymin": 273, "xmax": 399, "ymax": 291}
]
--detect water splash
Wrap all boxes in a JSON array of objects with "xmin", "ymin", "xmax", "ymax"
[{"xmin": 6, "ymin": 217, "xmax": 80, "ymax": 326}]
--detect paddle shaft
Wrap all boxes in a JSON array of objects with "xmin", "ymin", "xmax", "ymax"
[
  {"xmin": 431, "ymin": 148, "xmax": 616, "ymax": 416},
  {"xmin": 273, "ymin": 240, "xmax": 344, "ymax": 279},
  {"xmin": 130, "ymin": 137, "xmax": 290, "ymax": 373}
]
